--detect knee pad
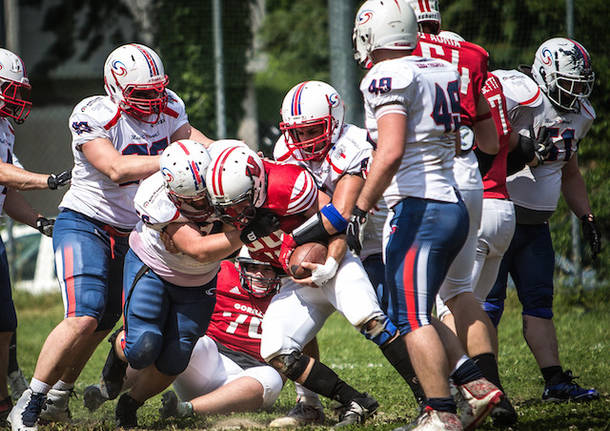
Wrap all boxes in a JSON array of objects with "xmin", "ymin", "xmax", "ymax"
[
  {"xmin": 522, "ymin": 308, "xmax": 553, "ymax": 319},
  {"xmin": 125, "ymin": 331, "xmax": 163, "ymax": 370},
  {"xmin": 483, "ymin": 301, "xmax": 504, "ymax": 327},
  {"xmin": 269, "ymin": 350, "xmax": 309, "ymax": 381},
  {"xmin": 360, "ymin": 314, "xmax": 398, "ymax": 347}
]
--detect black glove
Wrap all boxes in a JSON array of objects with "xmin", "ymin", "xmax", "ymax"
[
  {"xmin": 530, "ymin": 126, "xmax": 554, "ymax": 164},
  {"xmin": 581, "ymin": 214, "xmax": 601, "ymax": 260},
  {"xmin": 48, "ymin": 170, "xmax": 72, "ymax": 190},
  {"xmin": 239, "ymin": 210, "xmax": 280, "ymax": 244},
  {"xmin": 36, "ymin": 217, "xmax": 55, "ymax": 237},
  {"xmin": 346, "ymin": 206, "xmax": 368, "ymax": 256}
]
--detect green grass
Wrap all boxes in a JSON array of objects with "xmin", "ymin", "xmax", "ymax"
[{"xmin": 9, "ymin": 285, "xmax": 610, "ymax": 430}]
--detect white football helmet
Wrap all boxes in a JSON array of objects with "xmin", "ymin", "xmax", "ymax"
[
  {"xmin": 104, "ymin": 43, "xmax": 169, "ymax": 123},
  {"xmin": 408, "ymin": 0, "xmax": 441, "ymax": 34},
  {"xmin": 438, "ymin": 30, "xmax": 464, "ymax": 42},
  {"xmin": 279, "ymin": 81, "xmax": 345, "ymax": 161},
  {"xmin": 353, "ymin": 0, "xmax": 419, "ymax": 68},
  {"xmin": 160, "ymin": 139, "xmax": 214, "ymax": 219},
  {"xmin": 205, "ymin": 143, "xmax": 266, "ymax": 227},
  {"xmin": 531, "ymin": 37, "xmax": 594, "ymax": 113},
  {"xmin": 236, "ymin": 247, "xmax": 281, "ymax": 298},
  {"xmin": 0, "ymin": 48, "xmax": 31, "ymax": 123}
]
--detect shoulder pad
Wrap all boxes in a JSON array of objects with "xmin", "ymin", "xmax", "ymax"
[
  {"xmin": 134, "ymin": 172, "xmax": 182, "ymax": 228},
  {"xmin": 328, "ymin": 125, "xmax": 372, "ymax": 174},
  {"xmin": 492, "ymin": 69, "xmax": 543, "ymax": 108},
  {"xmin": 579, "ymin": 99, "xmax": 596, "ymax": 121},
  {"xmin": 163, "ymin": 89, "xmax": 185, "ymax": 119},
  {"xmin": 70, "ymin": 96, "xmax": 121, "ymax": 132},
  {"xmin": 362, "ymin": 59, "xmax": 415, "ymax": 92},
  {"xmin": 273, "ymin": 136, "xmax": 296, "ymax": 162},
  {"xmin": 459, "ymin": 40, "xmax": 490, "ymax": 62}
]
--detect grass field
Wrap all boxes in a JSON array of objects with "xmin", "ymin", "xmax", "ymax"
[{"xmin": 9, "ymin": 284, "xmax": 610, "ymax": 430}]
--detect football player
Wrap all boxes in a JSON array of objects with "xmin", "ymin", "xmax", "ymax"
[
  {"xmin": 8, "ymin": 44, "xmax": 213, "ymax": 431},
  {"xmin": 206, "ymin": 143, "xmax": 382, "ymax": 427},
  {"xmin": 273, "ymin": 80, "xmax": 427, "ymax": 414},
  {"xmin": 0, "ymin": 48, "xmax": 71, "ymax": 424},
  {"xmin": 485, "ymin": 37, "xmax": 600, "ymax": 402},
  {"xmin": 351, "ymin": 1, "xmax": 502, "ymax": 429},
  {"xmin": 158, "ymin": 250, "xmax": 284, "ymax": 419},
  {"xmin": 407, "ymin": 5, "xmax": 518, "ymax": 421},
  {"xmin": 87, "ymin": 140, "xmax": 276, "ymax": 428}
]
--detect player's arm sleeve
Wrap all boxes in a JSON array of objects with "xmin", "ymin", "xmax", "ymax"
[
  {"xmin": 360, "ymin": 64, "xmax": 413, "ymax": 115},
  {"xmin": 68, "ymin": 102, "xmax": 113, "ymax": 152}
]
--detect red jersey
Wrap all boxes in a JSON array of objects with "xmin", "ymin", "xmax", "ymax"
[
  {"xmin": 206, "ymin": 261, "xmax": 273, "ymax": 362},
  {"xmin": 413, "ymin": 33, "xmax": 489, "ymax": 127},
  {"xmin": 480, "ymin": 73, "xmax": 511, "ymax": 199},
  {"xmin": 245, "ymin": 160, "xmax": 317, "ymax": 267}
]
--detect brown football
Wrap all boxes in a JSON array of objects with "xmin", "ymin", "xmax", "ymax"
[{"xmin": 288, "ymin": 242, "xmax": 328, "ymax": 279}]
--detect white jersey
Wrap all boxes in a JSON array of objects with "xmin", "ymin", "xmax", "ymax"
[
  {"xmin": 493, "ymin": 69, "xmax": 595, "ymax": 212},
  {"xmin": 273, "ymin": 124, "xmax": 384, "ymax": 258},
  {"xmin": 273, "ymin": 123, "xmax": 371, "ymax": 196},
  {"xmin": 59, "ymin": 89, "xmax": 188, "ymax": 229},
  {"xmin": 129, "ymin": 172, "xmax": 220, "ymax": 286},
  {"xmin": 361, "ymin": 56, "xmax": 459, "ymax": 208},
  {"xmin": 0, "ymin": 118, "xmax": 16, "ymax": 211}
]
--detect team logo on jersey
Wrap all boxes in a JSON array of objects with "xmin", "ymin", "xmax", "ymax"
[
  {"xmin": 161, "ymin": 167, "xmax": 174, "ymax": 183},
  {"xmin": 541, "ymin": 48, "xmax": 553, "ymax": 66},
  {"xmin": 112, "ymin": 60, "xmax": 127, "ymax": 76},
  {"xmin": 357, "ymin": 10, "xmax": 374, "ymax": 24}
]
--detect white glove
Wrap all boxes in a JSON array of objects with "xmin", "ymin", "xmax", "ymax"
[{"xmin": 310, "ymin": 257, "xmax": 339, "ymax": 287}]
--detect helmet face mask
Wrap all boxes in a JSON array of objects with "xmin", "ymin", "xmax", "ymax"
[
  {"xmin": 280, "ymin": 81, "xmax": 344, "ymax": 161},
  {"xmin": 531, "ymin": 37, "xmax": 595, "ymax": 112},
  {"xmin": 104, "ymin": 43, "xmax": 169, "ymax": 124},
  {"xmin": 214, "ymin": 192, "xmax": 257, "ymax": 228},
  {"xmin": 0, "ymin": 48, "xmax": 32, "ymax": 124},
  {"xmin": 237, "ymin": 258, "xmax": 281, "ymax": 298}
]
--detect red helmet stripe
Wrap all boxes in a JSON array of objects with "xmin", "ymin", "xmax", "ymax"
[
  {"xmin": 177, "ymin": 140, "xmax": 190, "ymax": 155},
  {"xmin": 291, "ymin": 81, "xmax": 308, "ymax": 116},
  {"xmin": 424, "ymin": 0, "xmax": 431, "ymax": 12},
  {"xmin": 131, "ymin": 44, "xmax": 159, "ymax": 77},
  {"xmin": 212, "ymin": 146, "xmax": 238, "ymax": 196},
  {"xmin": 567, "ymin": 39, "xmax": 589, "ymax": 68}
]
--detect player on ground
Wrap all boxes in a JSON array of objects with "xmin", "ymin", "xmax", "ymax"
[
  {"xmin": 158, "ymin": 251, "xmax": 284, "ymax": 420},
  {"xmin": 272, "ymin": 80, "xmax": 427, "ymax": 420},
  {"xmin": 485, "ymin": 37, "xmax": 600, "ymax": 403},
  {"xmin": 351, "ymin": 1, "xmax": 502, "ymax": 429},
  {"xmin": 0, "ymin": 48, "xmax": 71, "ymax": 425},
  {"xmin": 8, "ymin": 43, "xmax": 212, "ymax": 431},
  {"xmin": 206, "ymin": 143, "xmax": 382, "ymax": 427}
]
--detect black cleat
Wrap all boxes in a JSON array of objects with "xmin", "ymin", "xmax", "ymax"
[
  {"xmin": 542, "ymin": 370, "xmax": 599, "ymax": 402},
  {"xmin": 101, "ymin": 328, "xmax": 128, "ymax": 400},
  {"xmin": 115, "ymin": 393, "xmax": 142, "ymax": 429},
  {"xmin": 334, "ymin": 393, "xmax": 379, "ymax": 428},
  {"xmin": 491, "ymin": 395, "xmax": 518, "ymax": 427}
]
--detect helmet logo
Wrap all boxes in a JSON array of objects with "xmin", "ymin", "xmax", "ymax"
[
  {"xmin": 112, "ymin": 60, "xmax": 128, "ymax": 76},
  {"xmin": 357, "ymin": 10, "xmax": 374, "ymax": 25},
  {"xmin": 328, "ymin": 92, "xmax": 340, "ymax": 107},
  {"xmin": 246, "ymin": 156, "xmax": 261, "ymax": 178},
  {"xmin": 161, "ymin": 167, "xmax": 174, "ymax": 183},
  {"xmin": 541, "ymin": 48, "xmax": 553, "ymax": 66}
]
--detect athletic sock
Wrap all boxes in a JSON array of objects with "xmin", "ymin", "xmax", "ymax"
[
  {"xmin": 473, "ymin": 352, "xmax": 504, "ymax": 391},
  {"xmin": 52, "ymin": 380, "xmax": 74, "ymax": 391},
  {"xmin": 381, "ymin": 336, "xmax": 426, "ymax": 404},
  {"xmin": 29, "ymin": 378, "xmax": 51, "ymax": 395},
  {"xmin": 541, "ymin": 366, "xmax": 564, "ymax": 386},
  {"xmin": 451, "ymin": 357, "xmax": 483, "ymax": 386},
  {"xmin": 426, "ymin": 397, "xmax": 457, "ymax": 414},
  {"xmin": 303, "ymin": 360, "xmax": 362, "ymax": 405}
]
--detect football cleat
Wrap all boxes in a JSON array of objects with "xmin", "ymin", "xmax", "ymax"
[
  {"xmin": 115, "ymin": 393, "xmax": 142, "ymax": 429},
  {"xmin": 490, "ymin": 395, "xmax": 518, "ymax": 427},
  {"xmin": 39, "ymin": 388, "xmax": 72, "ymax": 423},
  {"xmin": 100, "ymin": 328, "xmax": 128, "ymax": 400},
  {"xmin": 542, "ymin": 370, "xmax": 599, "ymax": 402},
  {"xmin": 333, "ymin": 393, "xmax": 379, "ymax": 428},
  {"xmin": 7, "ymin": 388, "xmax": 46, "ymax": 431},
  {"xmin": 269, "ymin": 400, "xmax": 325, "ymax": 427},
  {"xmin": 454, "ymin": 378, "xmax": 502, "ymax": 430},
  {"xmin": 8, "ymin": 369, "xmax": 29, "ymax": 402},
  {"xmin": 83, "ymin": 385, "xmax": 108, "ymax": 412},
  {"xmin": 393, "ymin": 406, "xmax": 463, "ymax": 431}
]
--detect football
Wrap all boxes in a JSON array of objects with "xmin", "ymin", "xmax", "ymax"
[{"xmin": 288, "ymin": 242, "xmax": 328, "ymax": 279}]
